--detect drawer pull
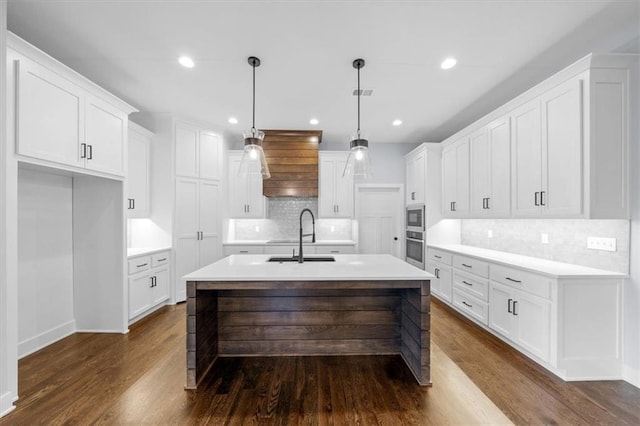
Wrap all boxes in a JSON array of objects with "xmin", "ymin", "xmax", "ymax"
[
  {"xmin": 461, "ymin": 263, "xmax": 472, "ymax": 268},
  {"xmin": 462, "ymin": 280, "xmax": 473, "ymax": 286},
  {"xmin": 462, "ymin": 301, "xmax": 473, "ymax": 308},
  {"xmin": 508, "ymin": 298, "xmax": 513, "ymax": 313},
  {"xmin": 156, "ymin": 258, "xmax": 167, "ymax": 262},
  {"xmin": 239, "ymin": 250, "xmax": 249, "ymax": 254},
  {"xmin": 136, "ymin": 263, "xmax": 148, "ymax": 268},
  {"xmin": 505, "ymin": 277, "xmax": 522, "ymax": 283},
  {"xmin": 330, "ymin": 250, "xmax": 340, "ymax": 253},
  {"xmin": 513, "ymin": 300, "xmax": 518, "ymax": 316},
  {"xmin": 434, "ymin": 255, "xmax": 442, "ymax": 259}
]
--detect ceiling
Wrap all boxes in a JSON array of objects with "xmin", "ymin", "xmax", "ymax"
[{"xmin": 6, "ymin": 0, "xmax": 640, "ymax": 145}]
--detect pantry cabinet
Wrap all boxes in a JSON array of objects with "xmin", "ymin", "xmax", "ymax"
[
  {"xmin": 175, "ymin": 122, "xmax": 222, "ymax": 180},
  {"xmin": 8, "ymin": 34, "xmax": 135, "ymax": 177},
  {"xmin": 319, "ymin": 152, "xmax": 353, "ymax": 218},
  {"xmin": 228, "ymin": 152, "xmax": 265, "ymax": 218},
  {"xmin": 127, "ymin": 122, "xmax": 152, "ymax": 218}
]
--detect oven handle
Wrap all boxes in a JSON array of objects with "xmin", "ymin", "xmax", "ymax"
[{"xmin": 406, "ymin": 237, "xmax": 424, "ymax": 243}]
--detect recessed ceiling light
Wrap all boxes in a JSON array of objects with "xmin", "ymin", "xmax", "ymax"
[
  {"xmin": 309, "ymin": 118, "xmax": 319, "ymax": 125},
  {"xmin": 392, "ymin": 119, "xmax": 402, "ymax": 126},
  {"xmin": 228, "ymin": 117, "xmax": 238, "ymax": 124},
  {"xmin": 178, "ymin": 56, "xmax": 195, "ymax": 68},
  {"xmin": 441, "ymin": 57, "xmax": 457, "ymax": 70}
]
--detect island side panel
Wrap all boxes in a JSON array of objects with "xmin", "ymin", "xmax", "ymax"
[
  {"xmin": 400, "ymin": 280, "xmax": 431, "ymax": 385},
  {"xmin": 217, "ymin": 288, "xmax": 402, "ymax": 356},
  {"xmin": 185, "ymin": 281, "xmax": 219, "ymax": 389}
]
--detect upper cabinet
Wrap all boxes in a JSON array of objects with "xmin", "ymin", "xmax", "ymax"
[
  {"xmin": 227, "ymin": 152, "xmax": 265, "ymax": 218},
  {"xmin": 404, "ymin": 143, "xmax": 442, "ymax": 227},
  {"xmin": 127, "ymin": 122, "xmax": 152, "ymax": 218},
  {"xmin": 7, "ymin": 33, "xmax": 136, "ymax": 178},
  {"xmin": 442, "ymin": 54, "xmax": 632, "ymax": 219},
  {"xmin": 442, "ymin": 139, "xmax": 470, "ymax": 218},
  {"xmin": 175, "ymin": 122, "xmax": 222, "ymax": 180},
  {"xmin": 318, "ymin": 151, "xmax": 353, "ymax": 218}
]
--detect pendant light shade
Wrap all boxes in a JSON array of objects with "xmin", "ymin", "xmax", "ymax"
[
  {"xmin": 343, "ymin": 58, "xmax": 373, "ymax": 179},
  {"xmin": 239, "ymin": 56, "xmax": 270, "ymax": 179}
]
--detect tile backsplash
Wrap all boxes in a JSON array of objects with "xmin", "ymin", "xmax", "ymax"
[
  {"xmin": 461, "ymin": 219, "xmax": 630, "ymax": 273},
  {"xmin": 231, "ymin": 197, "xmax": 353, "ymax": 241}
]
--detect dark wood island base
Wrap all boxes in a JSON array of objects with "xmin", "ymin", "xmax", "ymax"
[{"xmin": 186, "ymin": 280, "xmax": 431, "ymax": 389}]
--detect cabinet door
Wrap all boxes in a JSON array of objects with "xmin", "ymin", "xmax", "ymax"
[
  {"xmin": 84, "ymin": 94, "xmax": 126, "ymax": 175},
  {"xmin": 175, "ymin": 177, "xmax": 199, "ymax": 303},
  {"xmin": 174, "ymin": 238, "xmax": 198, "ymax": 303},
  {"xmin": 150, "ymin": 267, "xmax": 170, "ymax": 306},
  {"xmin": 127, "ymin": 130, "xmax": 150, "ymax": 218},
  {"xmin": 334, "ymin": 155, "xmax": 353, "ymax": 217},
  {"xmin": 129, "ymin": 273, "xmax": 152, "ymax": 319},
  {"xmin": 442, "ymin": 146, "xmax": 457, "ymax": 216},
  {"xmin": 426, "ymin": 262, "xmax": 441, "ymax": 296},
  {"xmin": 454, "ymin": 140, "xmax": 470, "ymax": 216},
  {"xmin": 199, "ymin": 180, "xmax": 220, "ymax": 267},
  {"xmin": 175, "ymin": 122, "xmax": 199, "ymax": 178},
  {"xmin": 319, "ymin": 156, "xmax": 337, "ymax": 217},
  {"xmin": 512, "ymin": 100, "xmax": 542, "ymax": 217},
  {"xmin": 437, "ymin": 265, "xmax": 453, "ymax": 303},
  {"xmin": 15, "ymin": 57, "xmax": 84, "ymax": 168},
  {"xmin": 514, "ymin": 292, "xmax": 551, "ymax": 362},
  {"xmin": 227, "ymin": 154, "xmax": 247, "ymax": 217},
  {"xmin": 488, "ymin": 117, "xmax": 511, "ymax": 217},
  {"xmin": 470, "ymin": 128, "xmax": 490, "ymax": 215},
  {"xmin": 407, "ymin": 150, "xmax": 426, "ymax": 205},
  {"xmin": 489, "ymin": 282, "xmax": 516, "ymax": 340},
  {"xmin": 541, "ymin": 78, "xmax": 583, "ymax": 217},
  {"xmin": 199, "ymin": 131, "xmax": 221, "ymax": 180},
  {"xmin": 246, "ymin": 172, "xmax": 265, "ymax": 218}
]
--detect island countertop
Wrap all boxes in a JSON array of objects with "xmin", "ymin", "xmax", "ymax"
[{"xmin": 183, "ymin": 254, "xmax": 433, "ymax": 282}]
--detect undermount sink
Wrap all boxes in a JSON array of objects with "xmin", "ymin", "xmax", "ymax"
[{"xmin": 267, "ymin": 256, "xmax": 335, "ymax": 263}]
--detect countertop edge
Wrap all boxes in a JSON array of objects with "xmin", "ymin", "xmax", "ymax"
[
  {"xmin": 223, "ymin": 240, "xmax": 357, "ymax": 246},
  {"xmin": 127, "ymin": 247, "xmax": 172, "ymax": 258}
]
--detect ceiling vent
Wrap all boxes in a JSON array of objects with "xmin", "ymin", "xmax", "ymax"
[
  {"xmin": 262, "ymin": 129, "xmax": 323, "ymax": 197},
  {"xmin": 352, "ymin": 89, "xmax": 373, "ymax": 96}
]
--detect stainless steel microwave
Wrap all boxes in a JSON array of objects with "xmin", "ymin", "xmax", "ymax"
[{"xmin": 406, "ymin": 204, "xmax": 425, "ymax": 232}]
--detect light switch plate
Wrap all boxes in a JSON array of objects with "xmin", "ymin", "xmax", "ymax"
[
  {"xmin": 541, "ymin": 233, "xmax": 549, "ymax": 244},
  {"xmin": 587, "ymin": 237, "xmax": 617, "ymax": 252},
  {"xmin": 487, "ymin": 230, "xmax": 493, "ymax": 238}
]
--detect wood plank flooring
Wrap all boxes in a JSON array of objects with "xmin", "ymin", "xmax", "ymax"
[{"xmin": 3, "ymin": 298, "xmax": 639, "ymax": 425}]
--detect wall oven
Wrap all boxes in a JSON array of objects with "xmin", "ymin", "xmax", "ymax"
[
  {"xmin": 405, "ymin": 230, "xmax": 425, "ymax": 269},
  {"xmin": 406, "ymin": 204, "xmax": 425, "ymax": 232}
]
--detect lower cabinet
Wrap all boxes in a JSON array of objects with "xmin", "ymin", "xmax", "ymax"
[
  {"xmin": 223, "ymin": 244, "xmax": 357, "ymax": 256},
  {"xmin": 128, "ymin": 251, "xmax": 170, "ymax": 322},
  {"xmin": 427, "ymin": 261, "xmax": 452, "ymax": 302}
]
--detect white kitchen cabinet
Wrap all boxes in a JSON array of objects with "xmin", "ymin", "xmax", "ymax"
[
  {"xmin": 404, "ymin": 143, "xmax": 442, "ymax": 225},
  {"xmin": 174, "ymin": 178, "xmax": 220, "ymax": 301},
  {"xmin": 127, "ymin": 122, "xmax": 152, "ymax": 218},
  {"xmin": 228, "ymin": 152, "xmax": 265, "ymax": 218},
  {"xmin": 316, "ymin": 245, "xmax": 356, "ymax": 255},
  {"xmin": 128, "ymin": 251, "xmax": 171, "ymax": 322},
  {"xmin": 442, "ymin": 139, "xmax": 470, "ymax": 217},
  {"xmin": 405, "ymin": 148, "xmax": 426, "ymax": 204},
  {"xmin": 489, "ymin": 281, "xmax": 551, "ymax": 362},
  {"xmin": 319, "ymin": 151, "xmax": 353, "ymax": 218},
  {"xmin": 470, "ymin": 117, "xmax": 511, "ymax": 217},
  {"xmin": 175, "ymin": 122, "xmax": 222, "ymax": 180},
  {"xmin": 8, "ymin": 36, "xmax": 135, "ymax": 177},
  {"xmin": 426, "ymin": 260, "xmax": 452, "ymax": 303},
  {"xmin": 223, "ymin": 245, "xmax": 265, "ymax": 256}
]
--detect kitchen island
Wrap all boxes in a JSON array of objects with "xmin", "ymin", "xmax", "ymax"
[{"xmin": 183, "ymin": 254, "xmax": 432, "ymax": 388}]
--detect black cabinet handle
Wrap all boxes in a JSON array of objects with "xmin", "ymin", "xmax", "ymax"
[
  {"xmin": 513, "ymin": 300, "xmax": 518, "ymax": 316},
  {"xmin": 411, "ymin": 191, "xmax": 415, "ymax": 200},
  {"xmin": 136, "ymin": 263, "xmax": 148, "ymax": 268},
  {"xmin": 462, "ymin": 301, "xmax": 473, "ymax": 308},
  {"xmin": 485, "ymin": 197, "xmax": 490, "ymax": 209},
  {"xmin": 462, "ymin": 280, "xmax": 473, "ymax": 286},
  {"xmin": 452, "ymin": 201, "xmax": 456, "ymax": 211},
  {"xmin": 131, "ymin": 198, "xmax": 135, "ymax": 210},
  {"xmin": 157, "ymin": 258, "xmax": 167, "ymax": 262},
  {"xmin": 87, "ymin": 144, "xmax": 93, "ymax": 160},
  {"xmin": 435, "ymin": 268, "xmax": 440, "ymax": 279},
  {"xmin": 540, "ymin": 191, "xmax": 546, "ymax": 206},
  {"xmin": 534, "ymin": 191, "xmax": 540, "ymax": 206},
  {"xmin": 81, "ymin": 143, "xmax": 87, "ymax": 159},
  {"xmin": 505, "ymin": 277, "xmax": 522, "ymax": 283},
  {"xmin": 434, "ymin": 255, "xmax": 442, "ymax": 259},
  {"xmin": 508, "ymin": 298, "xmax": 513, "ymax": 313},
  {"xmin": 461, "ymin": 263, "xmax": 472, "ymax": 268}
]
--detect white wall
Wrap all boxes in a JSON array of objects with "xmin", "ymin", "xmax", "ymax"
[{"xmin": 17, "ymin": 168, "xmax": 75, "ymax": 358}]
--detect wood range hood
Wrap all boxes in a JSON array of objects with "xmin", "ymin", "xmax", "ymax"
[{"xmin": 262, "ymin": 129, "xmax": 322, "ymax": 197}]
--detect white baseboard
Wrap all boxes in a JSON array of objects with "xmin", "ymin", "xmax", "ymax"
[
  {"xmin": 623, "ymin": 363, "xmax": 640, "ymax": 389},
  {"xmin": 18, "ymin": 320, "xmax": 76, "ymax": 359},
  {"xmin": 0, "ymin": 391, "xmax": 16, "ymax": 418}
]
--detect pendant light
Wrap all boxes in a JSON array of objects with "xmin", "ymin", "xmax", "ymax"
[
  {"xmin": 343, "ymin": 58, "xmax": 373, "ymax": 178},
  {"xmin": 238, "ymin": 56, "xmax": 270, "ymax": 179}
]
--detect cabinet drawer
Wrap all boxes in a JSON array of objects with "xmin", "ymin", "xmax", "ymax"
[
  {"xmin": 428, "ymin": 248, "xmax": 452, "ymax": 265},
  {"xmin": 453, "ymin": 255, "xmax": 489, "ymax": 278},
  {"xmin": 453, "ymin": 289, "xmax": 488, "ymax": 325},
  {"xmin": 453, "ymin": 271, "xmax": 488, "ymax": 301},
  {"xmin": 151, "ymin": 252, "xmax": 170, "ymax": 268},
  {"xmin": 316, "ymin": 245, "xmax": 355, "ymax": 254},
  {"xmin": 128, "ymin": 256, "xmax": 151, "ymax": 275},
  {"xmin": 490, "ymin": 265, "xmax": 551, "ymax": 299},
  {"xmin": 223, "ymin": 246, "xmax": 265, "ymax": 256}
]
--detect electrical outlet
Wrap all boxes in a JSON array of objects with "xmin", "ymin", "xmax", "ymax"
[
  {"xmin": 587, "ymin": 237, "xmax": 617, "ymax": 252},
  {"xmin": 541, "ymin": 233, "xmax": 549, "ymax": 244},
  {"xmin": 487, "ymin": 230, "xmax": 493, "ymax": 238}
]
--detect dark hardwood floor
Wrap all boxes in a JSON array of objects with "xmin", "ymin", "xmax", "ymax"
[{"xmin": 3, "ymin": 298, "xmax": 639, "ymax": 425}]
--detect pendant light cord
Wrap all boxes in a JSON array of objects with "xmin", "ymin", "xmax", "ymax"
[
  {"xmin": 251, "ymin": 61, "xmax": 256, "ymax": 136},
  {"xmin": 357, "ymin": 65, "xmax": 361, "ymax": 139}
]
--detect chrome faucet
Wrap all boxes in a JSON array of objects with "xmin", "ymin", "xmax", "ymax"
[{"xmin": 298, "ymin": 208, "xmax": 316, "ymax": 263}]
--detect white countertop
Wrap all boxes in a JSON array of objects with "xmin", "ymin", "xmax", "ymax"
[
  {"xmin": 223, "ymin": 240, "xmax": 357, "ymax": 246},
  {"xmin": 428, "ymin": 244, "xmax": 627, "ymax": 278},
  {"xmin": 127, "ymin": 247, "xmax": 172, "ymax": 258},
  {"xmin": 184, "ymin": 254, "xmax": 432, "ymax": 282}
]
